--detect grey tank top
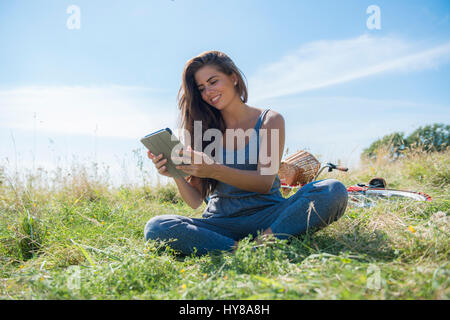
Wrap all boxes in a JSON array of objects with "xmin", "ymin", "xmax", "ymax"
[{"xmin": 202, "ymin": 108, "xmax": 285, "ymax": 218}]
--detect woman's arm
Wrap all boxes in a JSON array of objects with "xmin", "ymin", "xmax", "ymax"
[
  {"xmin": 172, "ymin": 131, "xmax": 206, "ymax": 209},
  {"xmin": 173, "ymin": 176, "xmax": 204, "ymax": 209},
  {"xmin": 147, "ymin": 151, "xmax": 204, "ymax": 209},
  {"xmin": 210, "ymin": 165, "xmax": 275, "ymax": 194}
]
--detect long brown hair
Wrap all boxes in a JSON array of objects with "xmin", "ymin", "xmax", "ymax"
[{"xmin": 176, "ymin": 50, "xmax": 248, "ymax": 199}]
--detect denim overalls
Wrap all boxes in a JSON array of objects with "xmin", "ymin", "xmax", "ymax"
[{"xmin": 144, "ymin": 109, "xmax": 348, "ymax": 255}]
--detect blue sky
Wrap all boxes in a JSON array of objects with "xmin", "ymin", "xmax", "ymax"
[{"xmin": 1, "ymin": 0, "xmax": 449, "ymax": 185}]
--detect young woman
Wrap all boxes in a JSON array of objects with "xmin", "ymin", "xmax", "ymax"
[{"xmin": 144, "ymin": 51, "xmax": 348, "ymax": 255}]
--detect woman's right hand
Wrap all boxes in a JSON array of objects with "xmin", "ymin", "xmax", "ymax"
[{"xmin": 147, "ymin": 150, "xmax": 173, "ymax": 178}]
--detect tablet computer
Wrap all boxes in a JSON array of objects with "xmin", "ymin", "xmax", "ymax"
[{"xmin": 140, "ymin": 128, "xmax": 189, "ymax": 179}]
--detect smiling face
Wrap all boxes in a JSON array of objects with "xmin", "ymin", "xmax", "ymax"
[{"xmin": 194, "ymin": 65, "xmax": 238, "ymax": 110}]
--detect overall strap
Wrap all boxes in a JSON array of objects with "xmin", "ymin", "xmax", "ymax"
[
  {"xmin": 254, "ymin": 108, "xmax": 270, "ymax": 132},
  {"xmin": 255, "ymin": 108, "xmax": 270, "ymax": 158}
]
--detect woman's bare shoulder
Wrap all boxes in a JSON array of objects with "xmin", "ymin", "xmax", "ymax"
[
  {"xmin": 261, "ymin": 109, "xmax": 285, "ymax": 130},
  {"xmin": 246, "ymin": 106, "xmax": 284, "ymax": 125}
]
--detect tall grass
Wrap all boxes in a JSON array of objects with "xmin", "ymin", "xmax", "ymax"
[{"xmin": 0, "ymin": 148, "xmax": 448, "ymax": 299}]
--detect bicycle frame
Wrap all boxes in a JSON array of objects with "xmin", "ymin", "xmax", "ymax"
[{"xmin": 279, "ymin": 162, "xmax": 432, "ymax": 204}]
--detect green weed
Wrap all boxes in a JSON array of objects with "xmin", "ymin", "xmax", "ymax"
[{"xmin": 0, "ymin": 149, "xmax": 448, "ymax": 299}]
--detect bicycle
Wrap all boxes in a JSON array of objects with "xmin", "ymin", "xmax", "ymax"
[{"xmin": 279, "ymin": 162, "xmax": 432, "ymax": 208}]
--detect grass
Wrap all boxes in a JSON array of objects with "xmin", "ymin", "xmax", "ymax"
[{"xmin": 0, "ymin": 148, "xmax": 448, "ymax": 300}]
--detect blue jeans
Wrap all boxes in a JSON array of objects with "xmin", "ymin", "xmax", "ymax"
[{"xmin": 144, "ymin": 179, "xmax": 348, "ymax": 255}]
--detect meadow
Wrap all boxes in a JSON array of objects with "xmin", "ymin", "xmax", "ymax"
[{"xmin": 0, "ymin": 148, "xmax": 448, "ymax": 300}]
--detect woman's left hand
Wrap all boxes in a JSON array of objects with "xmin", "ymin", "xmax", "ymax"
[{"xmin": 173, "ymin": 146, "xmax": 217, "ymax": 178}]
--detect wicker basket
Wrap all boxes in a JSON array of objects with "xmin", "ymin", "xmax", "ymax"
[{"xmin": 278, "ymin": 150, "xmax": 320, "ymax": 186}]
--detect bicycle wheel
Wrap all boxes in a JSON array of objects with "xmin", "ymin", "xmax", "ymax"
[{"xmin": 348, "ymin": 188, "xmax": 432, "ymax": 208}]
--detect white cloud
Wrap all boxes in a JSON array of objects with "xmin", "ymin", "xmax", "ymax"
[
  {"xmin": 0, "ymin": 85, "xmax": 178, "ymax": 139},
  {"xmin": 248, "ymin": 34, "xmax": 450, "ymax": 102}
]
